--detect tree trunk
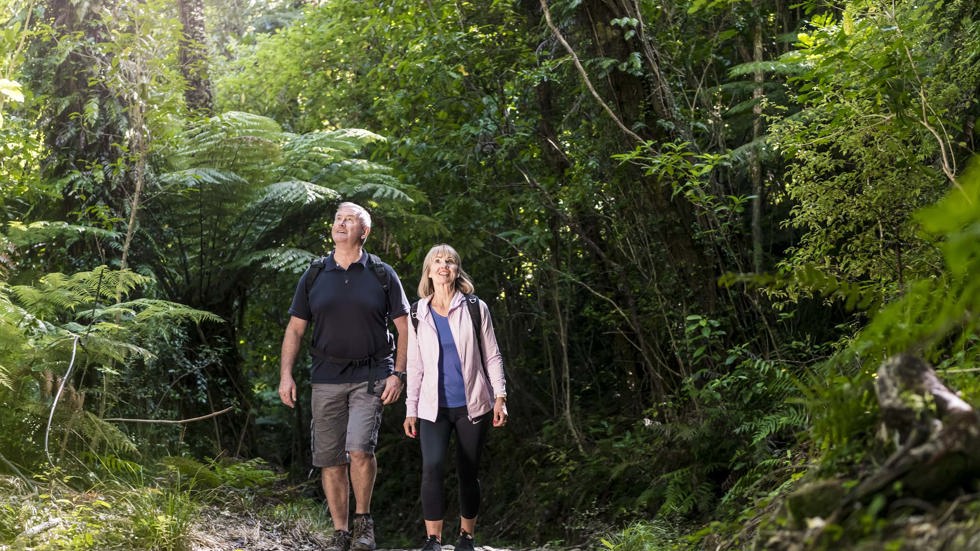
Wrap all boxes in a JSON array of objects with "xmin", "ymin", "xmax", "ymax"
[
  {"xmin": 177, "ymin": 0, "xmax": 213, "ymax": 113},
  {"xmin": 751, "ymin": 8, "xmax": 765, "ymax": 274}
]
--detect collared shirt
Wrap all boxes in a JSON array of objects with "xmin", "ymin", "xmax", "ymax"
[{"xmin": 289, "ymin": 251, "xmax": 409, "ymax": 383}]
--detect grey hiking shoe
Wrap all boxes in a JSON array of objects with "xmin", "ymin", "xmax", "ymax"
[
  {"xmin": 421, "ymin": 535, "xmax": 442, "ymax": 551},
  {"xmin": 455, "ymin": 531, "xmax": 476, "ymax": 551},
  {"xmin": 351, "ymin": 514, "xmax": 376, "ymax": 551},
  {"xmin": 324, "ymin": 529, "xmax": 351, "ymax": 551}
]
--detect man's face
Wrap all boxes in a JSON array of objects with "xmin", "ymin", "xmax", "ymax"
[{"xmin": 332, "ymin": 207, "xmax": 366, "ymax": 245}]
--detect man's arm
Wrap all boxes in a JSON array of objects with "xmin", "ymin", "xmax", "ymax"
[
  {"xmin": 393, "ymin": 314, "xmax": 408, "ymax": 374},
  {"xmin": 381, "ymin": 315, "xmax": 409, "ymax": 405},
  {"xmin": 279, "ymin": 316, "xmax": 308, "ymax": 408}
]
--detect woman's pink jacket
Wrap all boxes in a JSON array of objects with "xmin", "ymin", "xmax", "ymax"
[{"xmin": 405, "ymin": 292, "xmax": 507, "ymax": 423}]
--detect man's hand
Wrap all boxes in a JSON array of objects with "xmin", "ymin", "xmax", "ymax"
[
  {"xmin": 278, "ymin": 375, "xmax": 297, "ymax": 408},
  {"xmin": 381, "ymin": 373, "xmax": 404, "ymax": 405}
]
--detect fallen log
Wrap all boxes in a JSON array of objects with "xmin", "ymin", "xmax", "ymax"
[{"xmin": 852, "ymin": 354, "xmax": 980, "ymax": 501}]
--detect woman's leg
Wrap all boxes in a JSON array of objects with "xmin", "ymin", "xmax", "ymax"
[
  {"xmin": 452, "ymin": 410, "xmax": 491, "ymax": 532},
  {"xmin": 419, "ymin": 409, "xmax": 453, "ymax": 538}
]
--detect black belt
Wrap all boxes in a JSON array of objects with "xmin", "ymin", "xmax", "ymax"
[{"xmin": 310, "ymin": 348, "xmax": 390, "ymax": 394}]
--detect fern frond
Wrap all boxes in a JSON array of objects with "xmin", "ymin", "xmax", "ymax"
[
  {"xmin": 158, "ymin": 168, "xmax": 249, "ymax": 191},
  {"xmin": 254, "ymin": 180, "xmax": 341, "ymax": 208},
  {"xmin": 345, "ymin": 179, "xmax": 414, "ymax": 203},
  {"xmin": 10, "ymin": 267, "xmax": 150, "ymax": 320},
  {"xmin": 72, "ymin": 411, "xmax": 140, "ymax": 456},
  {"xmin": 177, "ymin": 111, "xmax": 283, "ymax": 171},
  {"xmin": 160, "ymin": 455, "xmax": 223, "ymax": 490},
  {"xmin": 60, "ymin": 322, "xmax": 154, "ymax": 363},
  {"xmin": 658, "ymin": 466, "xmax": 717, "ymax": 515},
  {"xmin": 82, "ymin": 452, "xmax": 144, "ymax": 480},
  {"xmin": 236, "ymin": 247, "xmax": 317, "ymax": 274},
  {"xmin": 747, "ymin": 406, "xmax": 809, "ymax": 446},
  {"xmin": 116, "ymin": 299, "xmax": 223, "ymax": 326},
  {"xmin": 278, "ymin": 129, "xmax": 386, "ymax": 182},
  {"xmin": 4, "ymin": 221, "xmax": 118, "ymax": 248}
]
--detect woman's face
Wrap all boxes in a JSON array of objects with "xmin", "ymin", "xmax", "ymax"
[{"xmin": 428, "ymin": 253, "xmax": 458, "ymax": 287}]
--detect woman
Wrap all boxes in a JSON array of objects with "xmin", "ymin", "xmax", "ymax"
[{"xmin": 404, "ymin": 244, "xmax": 508, "ymax": 551}]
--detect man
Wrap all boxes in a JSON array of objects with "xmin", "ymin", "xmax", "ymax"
[{"xmin": 279, "ymin": 202, "xmax": 410, "ymax": 551}]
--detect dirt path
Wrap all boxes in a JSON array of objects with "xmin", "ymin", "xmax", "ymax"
[{"xmin": 188, "ymin": 506, "xmax": 515, "ymax": 551}]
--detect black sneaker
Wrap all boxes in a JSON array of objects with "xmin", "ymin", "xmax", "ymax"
[
  {"xmin": 455, "ymin": 531, "xmax": 476, "ymax": 551},
  {"xmin": 324, "ymin": 529, "xmax": 351, "ymax": 551},
  {"xmin": 422, "ymin": 535, "xmax": 442, "ymax": 551},
  {"xmin": 351, "ymin": 514, "xmax": 376, "ymax": 551}
]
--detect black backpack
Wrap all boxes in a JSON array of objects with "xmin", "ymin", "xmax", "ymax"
[{"xmin": 410, "ymin": 294, "xmax": 485, "ymax": 370}]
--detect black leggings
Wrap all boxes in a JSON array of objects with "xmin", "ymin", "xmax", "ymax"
[{"xmin": 419, "ymin": 407, "xmax": 491, "ymax": 521}]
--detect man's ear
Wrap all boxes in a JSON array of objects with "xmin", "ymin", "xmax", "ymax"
[{"xmin": 361, "ymin": 226, "xmax": 371, "ymax": 241}]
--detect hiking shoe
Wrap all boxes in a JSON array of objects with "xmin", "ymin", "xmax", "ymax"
[
  {"xmin": 422, "ymin": 535, "xmax": 442, "ymax": 551},
  {"xmin": 350, "ymin": 514, "xmax": 376, "ymax": 551},
  {"xmin": 324, "ymin": 529, "xmax": 351, "ymax": 551},
  {"xmin": 455, "ymin": 531, "xmax": 475, "ymax": 551}
]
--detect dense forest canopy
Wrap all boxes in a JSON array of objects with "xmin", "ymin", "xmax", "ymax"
[{"xmin": 1, "ymin": 0, "xmax": 979, "ymax": 549}]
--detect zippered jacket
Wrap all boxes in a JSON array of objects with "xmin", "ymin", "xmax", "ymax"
[{"xmin": 406, "ymin": 291, "xmax": 507, "ymax": 422}]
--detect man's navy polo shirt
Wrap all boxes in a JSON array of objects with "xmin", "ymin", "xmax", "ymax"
[{"xmin": 288, "ymin": 251, "xmax": 409, "ymax": 383}]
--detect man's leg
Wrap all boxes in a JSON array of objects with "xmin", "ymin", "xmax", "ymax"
[
  {"xmin": 349, "ymin": 451, "xmax": 377, "ymax": 514},
  {"xmin": 323, "ymin": 464, "xmax": 351, "ymax": 531},
  {"xmin": 348, "ymin": 379, "xmax": 385, "ymax": 551},
  {"xmin": 312, "ymin": 382, "xmax": 355, "ymax": 547}
]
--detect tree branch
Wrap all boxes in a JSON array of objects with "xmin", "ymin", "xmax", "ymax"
[{"xmin": 104, "ymin": 406, "xmax": 234, "ymax": 425}]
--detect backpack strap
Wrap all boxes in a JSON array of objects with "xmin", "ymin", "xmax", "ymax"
[
  {"xmin": 306, "ymin": 252, "xmax": 390, "ymax": 303},
  {"xmin": 410, "ymin": 301, "xmax": 420, "ymax": 332},
  {"xmin": 365, "ymin": 253, "xmax": 390, "ymax": 296},
  {"xmin": 463, "ymin": 294, "xmax": 485, "ymax": 371},
  {"xmin": 304, "ymin": 256, "xmax": 327, "ymax": 296}
]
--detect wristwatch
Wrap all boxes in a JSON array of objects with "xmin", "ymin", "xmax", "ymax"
[{"xmin": 393, "ymin": 371, "xmax": 407, "ymax": 384}]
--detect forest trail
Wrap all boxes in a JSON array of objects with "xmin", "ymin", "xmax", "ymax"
[{"xmin": 189, "ymin": 506, "xmax": 517, "ymax": 551}]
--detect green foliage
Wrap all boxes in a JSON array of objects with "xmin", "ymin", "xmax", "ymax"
[
  {"xmin": 600, "ymin": 520, "xmax": 686, "ymax": 551},
  {"xmin": 0, "ymin": 264, "xmax": 223, "ymax": 473},
  {"xmin": 3, "ymin": 0, "xmax": 979, "ymax": 548},
  {"xmin": 771, "ymin": 0, "xmax": 978, "ymax": 299},
  {"xmin": 796, "ymin": 158, "xmax": 980, "ymax": 468},
  {"xmin": 160, "ymin": 455, "xmax": 280, "ymax": 492}
]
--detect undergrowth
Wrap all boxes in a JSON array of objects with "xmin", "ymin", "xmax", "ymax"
[{"xmin": 0, "ymin": 456, "xmax": 298, "ymax": 550}]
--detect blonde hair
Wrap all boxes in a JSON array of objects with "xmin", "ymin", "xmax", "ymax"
[{"xmin": 417, "ymin": 243, "xmax": 475, "ymax": 298}]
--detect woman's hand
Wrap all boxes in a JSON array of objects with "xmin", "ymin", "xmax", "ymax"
[
  {"xmin": 404, "ymin": 416, "xmax": 418, "ymax": 438},
  {"xmin": 492, "ymin": 397, "xmax": 508, "ymax": 427}
]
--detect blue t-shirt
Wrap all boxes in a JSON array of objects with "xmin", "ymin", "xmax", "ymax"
[{"xmin": 432, "ymin": 310, "xmax": 466, "ymax": 408}]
